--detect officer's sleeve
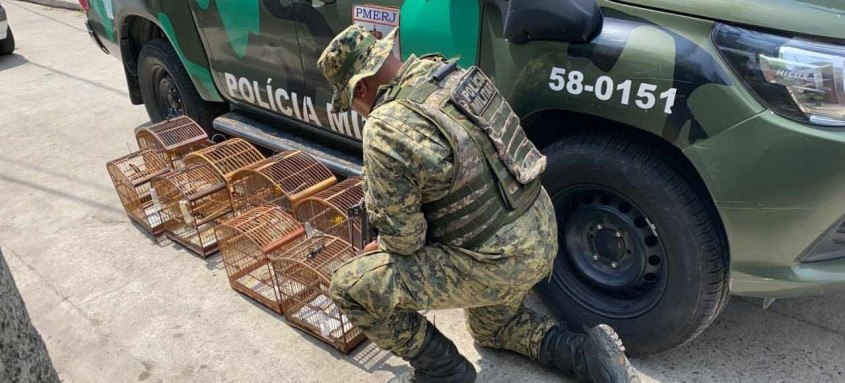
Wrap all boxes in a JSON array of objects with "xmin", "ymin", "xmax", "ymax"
[{"xmin": 362, "ymin": 115, "xmax": 432, "ymax": 256}]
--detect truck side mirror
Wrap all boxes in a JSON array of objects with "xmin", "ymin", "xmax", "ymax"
[{"xmin": 485, "ymin": 0, "xmax": 603, "ymax": 44}]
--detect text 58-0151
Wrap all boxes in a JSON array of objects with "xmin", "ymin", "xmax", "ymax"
[{"xmin": 548, "ymin": 67, "xmax": 678, "ymax": 114}]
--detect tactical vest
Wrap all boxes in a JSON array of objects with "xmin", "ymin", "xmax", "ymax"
[{"xmin": 380, "ymin": 59, "xmax": 547, "ymax": 249}]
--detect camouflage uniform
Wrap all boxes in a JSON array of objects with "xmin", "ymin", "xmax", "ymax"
[{"xmin": 325, "ymin": 46, "xmax": 559, "ymax": 360}]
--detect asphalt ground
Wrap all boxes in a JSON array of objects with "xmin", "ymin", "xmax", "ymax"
[{"xmin": 1, "ymin": 2, "xmax": 844, "ymax": 382}]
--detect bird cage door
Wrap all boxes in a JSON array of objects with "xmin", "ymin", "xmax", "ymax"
[
  {"xmin": 106, "ymin": 150, "xmax": 171, "ymax": 235},
  {"xmin": 294, "ymin": 177, "xmax": 376, "ymax": 250},
  {"xmin": 153, "ymin": 164, "xmax": 233, "ymax": 257},
  {"xmin": 215, "ymin": 206, "xmax": 303, "ymax": 314},
  {"xmin": 269, "ymin": 235, "xmax": 366, "ymax": 354}
]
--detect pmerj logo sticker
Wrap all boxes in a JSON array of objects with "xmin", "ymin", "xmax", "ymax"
[{"xmin": 353, "ymin": 4, "xmax": 399, "ymax": 40}]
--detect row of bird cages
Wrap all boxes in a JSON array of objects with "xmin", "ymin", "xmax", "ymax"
[
  {"xmin": 214, "ymin": 205, "xmax": 304, "ymax": 314},
  {"xmin": 269, "ymin": 234, "xmax": 365, "ymax": 354},
  {"xmin": 294, "ymin": 177, "xmax": 371, "ymax": 250},
  {"xmin": 148, "ymin": 138, "xmax": 267, "ymax": 257},
  {"xmin": 110, "ymin": 118, "xmax": 372, "ymax": 352},
  {"xmin": 152, "ymin": 164, "xmax": 234, "ymax": 257},
  {"xmin": 229, "ymin": 150, "xmax": 337, "ymax": 215},
  {"xmin": 135, "ymin": 116, "xmax": 209, "ymax": 170},
  {"xmin": 106, "ymin": 149, "xmax": 172, "ymax": 235},
  {"xmin": 108, "ymin": 137, "xmax": 373, "ymax": 256}
]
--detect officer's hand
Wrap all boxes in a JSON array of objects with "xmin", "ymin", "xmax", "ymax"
[{"xmin": 362, "ymin": 239, "xmax": 379, "ymax": 253}]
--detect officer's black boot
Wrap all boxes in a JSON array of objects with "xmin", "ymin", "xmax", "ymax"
[
  {"xmin": 388, "ymin": 324, "xmax": 477, "ymax": 383},
  {"xmin": 538, "ymin": 324, "xmax": 640, "ymax": 383}
]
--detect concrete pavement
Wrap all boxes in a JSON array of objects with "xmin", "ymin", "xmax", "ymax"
[
  {"xmin": 1, "ymin": 2, "xmax": 844, "ymax": 382},
  {"xmin": 14, "ymin": 0, "xmax": 79, "ymax": 12}
]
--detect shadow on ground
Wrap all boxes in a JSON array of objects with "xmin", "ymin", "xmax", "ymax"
[
  {"xmin": 325, "ymin": 293, "xmax": 845, "ymax": 382},
  {"xmin": 0, "ymin": 53, "xmax": 28, "ymax": 72}
]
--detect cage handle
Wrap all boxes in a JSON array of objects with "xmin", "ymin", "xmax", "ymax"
[
  {"xmin": 131, "ymin": 168, "xmax": 171, "ymax": 188},
  {"xmin": 288, "ymin": 178, "xmax": 338, "ymax": 205},
  {"xmin": 262, "ymin": 227, "xmax": 306, "ymax": 254},
  {"xmin": 275, "ymin": 258, "xmax": 333, "ymax": 285},
  {"xmin": 186, "ymin": 182, "xmax": 227, "ymax": 202}
]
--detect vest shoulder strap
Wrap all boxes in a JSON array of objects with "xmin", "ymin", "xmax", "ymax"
[{"xmin": 382, "ymin": 57, "xmax": 461, "ymax": 105}]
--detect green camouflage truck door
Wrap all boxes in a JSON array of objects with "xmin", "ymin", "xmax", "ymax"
[
  {"xmin": 297, "ymin": 1, "xmax": 404, "ymax": 140},
  {"xmin": 188, "ymin": 0, "xmax": 306, "ymax": 123},
  {"xmin": 186, "ymin": 0, "xmax": 478, "ymax": 141}
]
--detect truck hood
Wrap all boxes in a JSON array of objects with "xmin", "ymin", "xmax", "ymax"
[{"xmin": 615, "ymin": 0, "xmax": 845, "ymax": 41}]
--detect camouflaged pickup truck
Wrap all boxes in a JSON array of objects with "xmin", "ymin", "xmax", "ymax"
[{"xmin": 82, "ymin": 0, "xmax": 845, "ymax": 354}]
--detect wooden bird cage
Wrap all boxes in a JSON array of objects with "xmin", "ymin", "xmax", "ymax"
[
  {"xmin": 214, "ymin": 205, "xmax": 304, "ymax": 314},
  {"xmin": 106, "ymin": 150, "xmax": 171, "ymax": 235},
  {"xmin": 294, "ymin": 177, "xmax": 372, "ymax": 250},
  {"xmin": 152, "ymin": 164, "xmax": 233, "ymax": 257},
  {"xmin": 229, "ymin": 150, "xmax": 337, "ymax": 215},
  {"xmin": 135, "ymin": 116, "xmax": 209, "ymax": 169},
  {"xmin": 269, "ymin": 234, "xmax": 365, "ymax": 354},
  {"xmin": 184, "ymin": 138, "xmax": 265, "ymax": 182}
]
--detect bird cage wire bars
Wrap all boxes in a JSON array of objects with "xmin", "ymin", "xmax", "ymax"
[
  {"xmin": 269, "ymin": 234, "xmax": 365, "ymax": 353},
  {"xmin": 214, "ymin": 206, "xmax": 304, "ymax": 314},
  {"xmin": 135, "ymin": 116, "xmax": 209, "ymax": 169},
  {"xmin": 106, "ymin": 149, "xmax": 171, "ymax": 235},
  {"xmin": 229, "ymin": 150, "xmax": 338, "ymax": 215},
  {"xmin": 184, "ymin": 138, "xmax": 265, "ymax": 182},
  {"xmin": 152, "ymin": 164, "xmax": 233, "ymax": 257},
  {"xmin": 294, "ymin": 177, "xmax": 369, "ymax": 250}
]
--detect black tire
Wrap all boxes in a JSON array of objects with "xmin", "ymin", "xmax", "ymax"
[
  {"xmin": 535, "ymin": 133, "xmax": 730, "ymax": 355},
  {"xmin": 0, "ymin": 27, "xmax": 15, "ymax": 56},
  {"xmin": 137, "ymin": 38, "xmax": 227, "ymax": 131}
]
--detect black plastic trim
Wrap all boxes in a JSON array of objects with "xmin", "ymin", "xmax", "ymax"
[
  {"xmin": 799, "ymin": 215, "xmax": 845, "ymax": 263},
  {"xmin": 85, "ymin": 20, "xmax": 109, "ymax": 55}
]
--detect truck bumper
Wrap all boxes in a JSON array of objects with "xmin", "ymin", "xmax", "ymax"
[
  {"xmin": 685, "ymin": 111, "xmax": 845, "ymax": 298},
  {"xmin": 731, "ymin": 257, "xmax": 845, "ymax": 298}
]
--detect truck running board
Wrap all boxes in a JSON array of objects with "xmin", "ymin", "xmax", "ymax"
[{"xmin": 213, "ymin": 112, "xmax": 363, "ymax": 177}]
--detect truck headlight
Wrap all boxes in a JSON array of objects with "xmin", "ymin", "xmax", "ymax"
[{"xmin": 713, "ymin": 24, "xmax": 845, "ymax": 127}]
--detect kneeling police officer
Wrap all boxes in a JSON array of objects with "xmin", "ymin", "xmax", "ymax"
[{"xmin": 318, "ymin": 25, "xmax": 640, "ymax": 383}]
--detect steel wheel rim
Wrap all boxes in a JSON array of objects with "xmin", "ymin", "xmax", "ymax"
[
  {"xmin": 551, "ymin": 185, "xmax": 668, "ymax": 318},
  {"xmin": 151, "ymin": 65, "xmax": 183, "ymax": 119}
]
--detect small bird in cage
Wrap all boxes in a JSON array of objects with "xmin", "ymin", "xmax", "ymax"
[{"xmin": 308, "ymin": 234, "xmax": 326, "ymax": 258}]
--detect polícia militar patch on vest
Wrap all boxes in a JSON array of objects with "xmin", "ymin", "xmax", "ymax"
[{"xmin": 452, "ymin": 67, "xmax": 497, "ymax": 119}]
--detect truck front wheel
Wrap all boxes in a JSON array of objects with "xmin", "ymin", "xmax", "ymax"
[
  {"xmin": 535, "ymin": 133, "xmax": 730, "ymax": 355},
  {"xmin": 137, "ymin": 39, "xmax": 226, "ymax": 131}
]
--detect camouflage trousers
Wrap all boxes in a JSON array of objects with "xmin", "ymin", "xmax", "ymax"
[{"xmin": 330, "ymin": 190, "xmax": 559, "ymax": 359}]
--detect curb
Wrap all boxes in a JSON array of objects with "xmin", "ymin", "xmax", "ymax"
[{"xmin": 12, "ymin": 0, "xmax": 82, "ymax": 12}]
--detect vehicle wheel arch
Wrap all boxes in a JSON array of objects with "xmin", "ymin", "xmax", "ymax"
[
  {"xmin": 522, "ymin": 108, "xmax": 731, "ymax": 277},
  {"xmin": 119, "ymin": 13, "xmax": 167, "ymax": 105}
]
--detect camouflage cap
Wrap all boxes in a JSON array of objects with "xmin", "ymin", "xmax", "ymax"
[{"xmin": 318, "ymin": 25, "xmax": 398, "ymax": 113}]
